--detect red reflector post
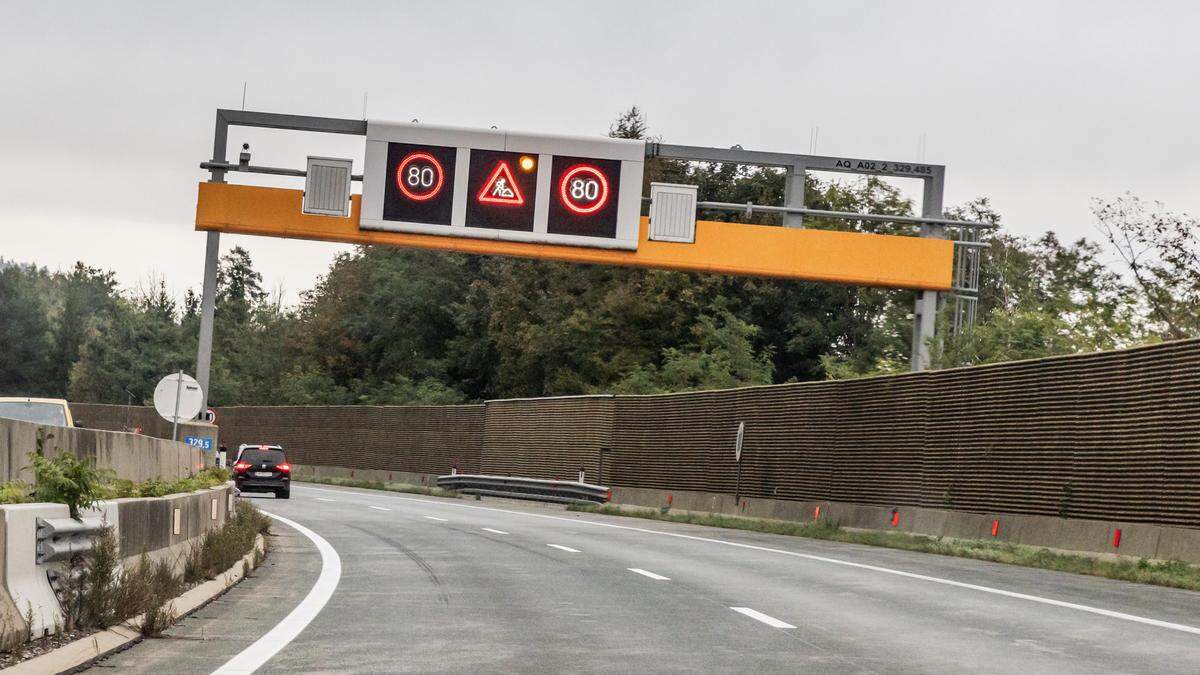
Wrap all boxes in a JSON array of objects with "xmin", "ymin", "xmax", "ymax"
[
  {"xmin": 1113, "ymin": 528, "xmax": 1122, "ymax": 548},
  {"xmin": 891, "ymin": 510, "xmax": 900, "ymax": 527},
  {"xmin": 814, "ymin": 505, "xmax": 821, "ymax": 520},
  {"xmin": 991, "ymin": 520, "xmax": 1000, "ymax": 537}
]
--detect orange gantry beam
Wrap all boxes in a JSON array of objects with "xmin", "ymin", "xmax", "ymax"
[{"xmin": 194, "ymin": 183, "xmax": 954, "ymax": 291}]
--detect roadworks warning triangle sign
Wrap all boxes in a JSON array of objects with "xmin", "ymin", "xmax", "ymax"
[{"xmin": 477, "ymin": 161, "xmax": 525, "ymax": 206}]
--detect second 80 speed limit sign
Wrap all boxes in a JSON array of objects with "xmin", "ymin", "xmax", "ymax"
[
  {"xmin": 547, "ymin": 156, "xmax": 621, "ymax": 238},
  {"xmin": 559, "ymin": 165, "xmax": 610, "ymax": 214}
]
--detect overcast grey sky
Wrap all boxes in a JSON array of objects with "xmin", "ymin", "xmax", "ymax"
[{"xmin": 2, "ymin": 1, "xmax": 1198, "ymax": 303}]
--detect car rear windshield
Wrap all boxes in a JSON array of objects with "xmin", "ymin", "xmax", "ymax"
[
  {"xmin": 0, "ymin": 402, "xmax": 67, "ymax": 427},
  {"xmin": 240, "ymin": 448, "xmax": 285, "ymax": 464}
]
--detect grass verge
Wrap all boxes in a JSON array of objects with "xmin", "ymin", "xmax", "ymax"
[
  {"xmin": 567, "ymin": 503, "xmax": 1200, "ymax": 592},
  {"xmin": 298, "ymin": 475, "xmax": 459, "ymax": 499}
]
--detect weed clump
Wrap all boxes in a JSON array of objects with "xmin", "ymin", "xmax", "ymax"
[{"xmin": 185, "ymin": 501, "xmax": 269, "ymax": 584}]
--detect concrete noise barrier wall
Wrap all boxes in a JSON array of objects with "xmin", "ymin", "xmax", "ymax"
[
  {"xmin": 78, "ymin": 337, "xmax": 1200, "ymax": 530},
  {"xmin": 0, "ymin": 418, "xmax": 207, "ymax": 483}
]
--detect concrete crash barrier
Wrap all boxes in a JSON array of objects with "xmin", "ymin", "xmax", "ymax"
[
  {"xmin": 607, "ymin": 485, "xmax": 1200, "ymax": 565},
  {"xmin": 0, "ymin": 483, "xmax": 234, "ymax": 647},
  {"xmin": 0, "ymin": 417, "xmax": 217, "ymax": 484},
  {"xmin": 4, "ymin": 533, "xmax": 264, "ymax": 675}
]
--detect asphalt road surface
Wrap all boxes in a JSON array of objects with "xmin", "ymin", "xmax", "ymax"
[{"xmin": 91, "ymin": 483, "xmax": 1200, "ymax": 673}]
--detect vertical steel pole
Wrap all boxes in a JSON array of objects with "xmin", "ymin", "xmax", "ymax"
[
  {"xmin": 196, "ymin": 232, "xmax": 220, "ymax": 409},
  {"xmin": 782, "ymin": 162, "xmax": 806, "ymax": 228},
  {"xmin": 911, "ymin": 173, "xmax": 946, "ymax": 371},
  {"xmin": 171, "ymin": 370, "xmax": 183, "ymax": 442},
  {"xmin": 196, "ymin": 112, "xmax": 227, "ymax": 409},
  {"xmin": 734, "ymin": 459, "xmax": 742, "ymax": 508}
]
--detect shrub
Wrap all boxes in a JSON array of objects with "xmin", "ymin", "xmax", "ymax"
[
  {"xmin": 107, "ymin": 467, "xmax": 232, "ymax": 499},
  {"xmin": 185, "ymin": 501, "xmax": 269, "ymax": 583},
  {"xmin": 0, "ymin": 482, "xmax": 32, "ymax": 505},
  {"xmin": 29, "ymin": 451, "xmax": 110, "ymax": 520}
]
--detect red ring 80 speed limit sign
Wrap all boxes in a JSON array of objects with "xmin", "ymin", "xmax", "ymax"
[
  {"xmin": 558, "ymin": 164, "xmax": 610, "ymax": 215},
  {"xmin": 395, "ymin": 152, "xmax": 445, "ymax": 201}
]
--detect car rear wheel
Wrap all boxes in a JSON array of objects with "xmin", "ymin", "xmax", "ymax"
[{"xmin": 277, "ymin": 488, "xmax": 290, "ymax": 499}]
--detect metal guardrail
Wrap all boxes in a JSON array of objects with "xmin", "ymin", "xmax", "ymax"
[
  {"xmin": 437, "ymin": 474, "xmax": 610, "ymax": 505},
  {"xmin": 36, "ymin": 517, "xmax": 105, "ymax": 564}
]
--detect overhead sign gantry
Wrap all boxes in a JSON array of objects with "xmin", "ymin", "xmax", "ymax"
[{"xmin": 192, "ymin": 109, "xmax": 989, "ymax": 408}]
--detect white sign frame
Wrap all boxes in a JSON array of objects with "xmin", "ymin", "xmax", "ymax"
[{"xmin": 361, "ymin": 121, "xmax": 645, "ymax": 251}]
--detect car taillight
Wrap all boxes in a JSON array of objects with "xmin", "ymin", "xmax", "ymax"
[
  {"xmin": 233, "ymin": 461, "xmax": 251, "ymax": 472},
  {"xmin": 276, "ymin": 463, "xmax": 291, "ymax": 473}
]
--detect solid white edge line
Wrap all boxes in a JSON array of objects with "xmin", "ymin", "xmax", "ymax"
[
  {"xmin": 547, "ymin": 544, "xmax": 581, "ymax": 553},
  {"xmin": 368, "ymin": 506, "xmax": 391, "ymax": 511},
  {"xmin": 628, "ymin": 568, "xmax": 670, "ymax": 581},
  {"xmin": 293, "ymin": 484, "xmax": 1200, "ymax": 636},
  {"xmin": 482, "ymin": 528, "xmax": 509, "ymax": 535},
  {"xmin": 731, "ymin": 607, "xmax": 796, "ymax": 629},
  {"xmin": 212, "ymin": 510, "xmax": 342, "ymax": 675}
]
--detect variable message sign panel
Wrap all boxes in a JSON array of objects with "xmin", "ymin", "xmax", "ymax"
[{"xmin": 361, "ymin": 122, "xmax": 644, "ymax": 250}]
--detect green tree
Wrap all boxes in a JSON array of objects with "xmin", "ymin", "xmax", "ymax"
[
  {"xmin": 931, "ymin": 200, "xmax": 1141, "ymax": 368},
  {"xmin": 609, "ymin": 105, "xmax": 649, "ymax": 140},
  {"xmin": 67, "ymin": 283, "xmax": 191, "ymax": 404},
  {"xmin": 612, "ymin": 309, "xmax": 774, "ymax": 394},
  {"xmin": 49, "ymin": 263, "xmax": 118, "ymax": 395},
  {"xmin": 0, "ymin": 264, "xmax": 53, "ymax": 395},
  {"xmin": 1094, "ymin": 194, "xmax": 1200, "ymax": 339}
]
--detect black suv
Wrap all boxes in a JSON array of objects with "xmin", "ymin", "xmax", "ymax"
[{"xmin": 233, "ymin": 445, "xmax": 291, "ymax": 499}]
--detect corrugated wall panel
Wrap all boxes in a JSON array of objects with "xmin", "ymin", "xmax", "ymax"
[{"xmin": 481, "ymin": 396, "xmax": 613, "ymax": 480}]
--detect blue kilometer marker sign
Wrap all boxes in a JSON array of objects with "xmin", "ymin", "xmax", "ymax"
[{"xmin": 185, "ymin": 436, "xmax": 213, "ymax": 450}]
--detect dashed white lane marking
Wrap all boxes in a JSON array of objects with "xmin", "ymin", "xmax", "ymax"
[
  {"xmin": 423, "ymin": 515, "xmax": 448, "ymax": 521},
  {"xmin": 315, "ymin": 497, "xmax": 336, "ymax": 502},
  {"xmin": 628, "ymin": 568, "xmax": 670, "ymax": 581},
  {"xmin": 547, "ymin": 544, "xmax": 581, "ymax": 553},
  {"xmin": 212, "ymin": 510, "xmax": 342, "ymax": 675},
  {"xmin": 293, "ymin": 484, "xmax": 1200, "ymax": 637},
  {"xmin": 482, "ymin": 528, "xmax": 509, "ymax": 535},
  {"xmin": 368, "ymin": 505, "xmax": 390, "ymax": 512},
  {"xmin": 731, "ymin": 607, "xmax": 796, "ymax": 629}
]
